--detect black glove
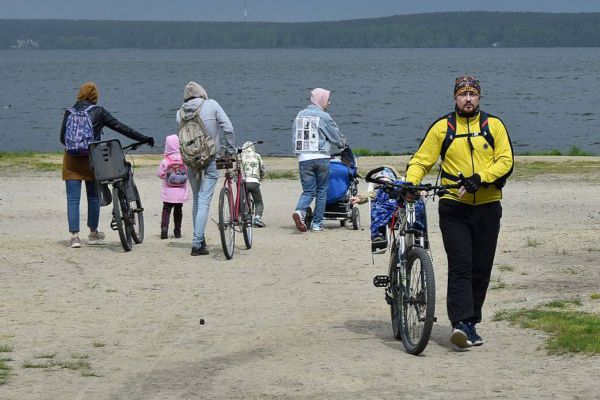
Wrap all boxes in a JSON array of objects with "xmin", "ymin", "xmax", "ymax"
[
  {"xmin": 145, "ymin": 136, "xmax": 155, "ymax": 148},
  {"xmin": 464, "ymin": 173, "xmax": 481, "ymax": 193}
]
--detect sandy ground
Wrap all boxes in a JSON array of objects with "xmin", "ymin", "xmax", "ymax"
[{"xmin": 1, "ymin": 157, "xmax": 600, "ymax": 400}]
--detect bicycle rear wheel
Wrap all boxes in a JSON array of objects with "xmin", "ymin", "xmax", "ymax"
[
  {"xmin": 128, "ymin": 179, "xmax": 144, "ymax": 244},
  {"xmin": 400, "ymin": 246, "xmax": 435, "ymax": 355},
  {"xmin": 241, "ymin": 188, "xmax": 253, "ymax": 249},
  {"xmin": 218, "ymin": 186, "xmax": 235, "ymax": 259},
  {"xmin": 112, "ymin": 186, "xmax": 133, "ymax": 252}
]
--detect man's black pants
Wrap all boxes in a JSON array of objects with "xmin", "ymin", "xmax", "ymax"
[{"xmin": 438, "ymin": 199, "xmax": 502, "ymax": 327}]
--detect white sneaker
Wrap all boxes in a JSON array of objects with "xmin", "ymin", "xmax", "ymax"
[
  {"xmin": 88, "ymin": 231, "xmax": 106, "ymax": 245},
  {"xmin": 311, "ymin": 224, "xmax": 323, "ymax": 232},
  {"xmin": 69, "ymin": 236, "xmax": 81, "ymax": 248},
  {"xmin": 292, "ymin": 211, "xmax": 307, "ymax": 232}
]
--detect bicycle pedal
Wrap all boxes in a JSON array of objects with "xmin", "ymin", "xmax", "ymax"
[
  {"xmin": 373, "ymin": 275, "xmax": 390, "ymax": 287},
  {"xmin": 110, "ymin": 219, "xmax": 118, "ymax": 231},
  {"xmin": 133, "ymin": 207, "xmax": 144, "ymax": 213}
]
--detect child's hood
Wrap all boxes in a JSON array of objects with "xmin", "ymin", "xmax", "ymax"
[
  {"xmin": 164, "ymin": 134, "xmax": 180, "ymax": 156},
  {"xmin": 242, "ymin": 141, "xmax": 257, "ymax": 157}
]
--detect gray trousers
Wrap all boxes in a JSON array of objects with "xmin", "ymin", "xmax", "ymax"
[{"xmin": 246, "ymin": 182, "xmax": 264, "ymax": 217}]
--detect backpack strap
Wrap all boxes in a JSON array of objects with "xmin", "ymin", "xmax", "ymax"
[
  {"xmin": 479, "ymin": 110, "xmax": 494, "ymax": 150},
  {"xmin": 440, "ymin": 112, "xmax": 456, "ymax": 161}
]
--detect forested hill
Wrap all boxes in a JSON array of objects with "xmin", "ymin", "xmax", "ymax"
[{"xmin": 2, "ymin": 12, "xmax": 600, "ymax": 49}]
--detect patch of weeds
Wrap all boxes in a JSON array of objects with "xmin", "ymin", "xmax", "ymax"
[
  {"xmin": 497, "ymin": 264, "xmax": 514, "ymax": 272},
  {"xmin": 490, "ymin": 275, "xmax": 507, "ymax": 290},
  {"xmin": 584, "ymin": 247, "xmax": 600, "ymax": 252},
  {"xmin": 0, "ymin": 345, "xmax": 12, "ymax": 385},
  {"xmin": 561, "ymin": 267, "xmax": 579, "ymax": 275},
  {"xmin": 265, "ymin": 170, "xmax": 297, "ymax": 180},
  {"xmin": 546, "ymin": 299, "xmax": 582, "ymax": 308},
  {"xmin": 494, "ymin": 307, "xmax": 600, "ymax": 354},
  {"xmin": 590, "ymin": 293, "xmax": 600, "ymax": 300},
  {"xmin": 92, "ymin": 340, "xmax": 105, "ymax": 348},
  {"xmin": 22, "ymin": 360, "xmax": 53, "ymax": 368},
  {"xmin": 71, "ymin": 352, "xmax": 89, "ymax": 359},
  {"xmin": 34, "ymin": 352, "xmax": 56, "ymax": 359},
  {"xmin": 105, "ymin": 288, "xmax": 118, "ymax": 293},
  {"xmin": 0, "ymin": 345, "xmax": 13, "ymax": 353},
  {"xmin": 526, "ymin": 237, "xmax": 541, "ymax": 248}
]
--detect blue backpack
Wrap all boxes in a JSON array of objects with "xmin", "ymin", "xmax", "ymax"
[{"xmin": 64, "ymin": 105, "xmax": 96, "ymax": 155}]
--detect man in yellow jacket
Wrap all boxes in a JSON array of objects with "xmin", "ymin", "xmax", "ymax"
[{"xmin": 405, "ymin": 76, "xmax": 513, "ymax": 349}]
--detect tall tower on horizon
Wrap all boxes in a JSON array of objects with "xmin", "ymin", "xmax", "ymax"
[{"xmin": 244, "ymin": 0, "xmax": 248, "ymax": 20}]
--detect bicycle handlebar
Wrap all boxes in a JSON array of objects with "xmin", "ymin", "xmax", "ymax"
[
  {"xmin": 123, "ymin": 141, "xmax": 149, "ymax": 151},
  {"xmin": 364, "ymin": 167, "xmax": 462, "ymax": 199}
]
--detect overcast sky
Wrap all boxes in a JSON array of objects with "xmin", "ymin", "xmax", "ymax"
[{"xmin": 1, "ymin": 0, "xmax": 600, "ymax": 22}]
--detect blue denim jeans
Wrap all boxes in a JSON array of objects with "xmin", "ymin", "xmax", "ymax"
[
  {"xmin": 66, "ymin": 180, "xmax": 100, "ymax": 233},
  {"xmin": 295, "ymin": 158, "xmax": 330, "ymax": 226},
  {"xmin": 188, "ymin": 159, "xmax": 219, "ymax": 248}
]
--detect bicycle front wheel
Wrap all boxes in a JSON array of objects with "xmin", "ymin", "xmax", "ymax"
[
  {"xmin": 112, "ymin": 186, "xmax": 133, "ymax": 252},
  {"xmin": 400, "ymin": 246, "xmax": 435, "ymax": 355},
  {"xmin": 241, "ymin": 188, "xmax": 253, "ymax": 249},
  {"xmin": 128, "ymin": 179, "xmax": 144, "ymax": 244},
  {"xmin": 218, "ymin": 186, "xmax": 235, "ymax": 259},
  {"xmin": 388, "ymin": 245, "xmax": 403, "ymax": 340}
]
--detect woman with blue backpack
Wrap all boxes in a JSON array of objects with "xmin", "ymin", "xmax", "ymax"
[
  {"xmin": 157, "ymin": 134, "xmax": 189, "ymax": 239},
  {"xmin": 60, "ymin": 81, "xmax": 154, "ymax": 248}
]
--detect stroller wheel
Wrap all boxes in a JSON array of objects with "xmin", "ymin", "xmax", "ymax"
[{"xmin": 351, "ymin": 207, "xmax": 360, "ymax": 230}]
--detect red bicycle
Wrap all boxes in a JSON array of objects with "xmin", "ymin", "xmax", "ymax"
[{"xmin": 216, "ymin": 141, "xmax": 262, "ymax": 259}]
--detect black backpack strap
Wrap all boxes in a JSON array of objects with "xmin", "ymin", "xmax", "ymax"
[
  {"xmin": 479, "ymin": 110, "xmax": 495, "ymax": 149},
  {"xmin": 440, "ymin": 112, "xmax": 456, "ymax": 161}
]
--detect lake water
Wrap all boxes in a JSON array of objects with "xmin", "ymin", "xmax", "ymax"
[{"xmin": 1, "ymin": 48, "xmax": 599, "ymax": 155}]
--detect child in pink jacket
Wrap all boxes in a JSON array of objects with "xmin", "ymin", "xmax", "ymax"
[{"xmin": 157, "ymin": 135, "xmax": 190, "ymax": 239}]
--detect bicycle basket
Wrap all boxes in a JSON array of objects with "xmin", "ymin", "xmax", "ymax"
[
  {"xmin": 88, "ymin": 139, "xmax": 128, "ymax": 183},
  {"xmin": 216, "ymin": 159, "xmax": 235, "ymax": 170}
]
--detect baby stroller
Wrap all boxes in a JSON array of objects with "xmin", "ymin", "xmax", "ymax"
[{"xmin": 305, "ymin": 147, "xmax": 361, "ymax": 229}]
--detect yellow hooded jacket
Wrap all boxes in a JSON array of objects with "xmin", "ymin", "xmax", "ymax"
[{"xmin": 405, "ymin": 111, "xmax": 513, "ymax": 205}]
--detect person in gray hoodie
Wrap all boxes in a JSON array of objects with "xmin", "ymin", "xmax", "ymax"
[
  {"xmin": 176, "ymin": 81, "xmax": 236, "ymax": 256},
  {"xmin": 292, "ymin": 88, "xmax": 346, "ymax": 232}
]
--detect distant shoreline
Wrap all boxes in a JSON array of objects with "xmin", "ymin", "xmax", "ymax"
[{"xmin": 3, "ymin": 12, "xmax": 600, "ymax": 49}]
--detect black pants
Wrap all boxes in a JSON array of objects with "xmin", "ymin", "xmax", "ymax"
[
  {"xmin": 438, "ymin": 199, "xmax": 502, "ymax": 326},
  {"xmin": 246, "ymin": 182, "xmax": 264, "ymax": 217},
  {"xmin": 161, "ymin": 202, "xmax": 183, "ymax": 232}
]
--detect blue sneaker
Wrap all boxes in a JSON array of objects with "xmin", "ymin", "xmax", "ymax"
[
  {"xmin": 468, "ymin": 323, "xmax": 484, "ymax": 346},
  {"xmin": 450, "ymin": 322, "xmax": 473, "ymax": 349},
  {"xmin": 310, "ymin": 223, "xmax": 323, "ymax": 232}
]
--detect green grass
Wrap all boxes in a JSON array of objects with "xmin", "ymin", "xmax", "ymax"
[
  {"xmin": 92, "ymin": 340, "xmax": 105, "ymax": 348},
  {"xmin": 0, "ymin": 151, "xmax": 63, "ymax": 171},
  {"xmin": 546, "ymin": 299, "xmax": 582, "ymax": 308},
  {"xmin": 352, "ymin": 148, "xmax": 396, "ymax": 157},
  {"xmin": 590, "ymin": 294, "xmax": 600, "ymax": 300},
  {"xmin": 512, "ymin": 159, "xmax": 600, "ymax": 180},
  {"xmin": 517, "ymin": 146, "xmax": 595, "ymax": 156},
  {"xmin": 584, "ymin": 247, "xmax": 600, "ymax": 252},
  {"xmin": 265, "ymin": 170, "xmax": 298, "ymax": 180},
  {"xmin": 0, "ymin": 344, "xmax": 12, "ymax": 385},
  {"xmin": 494, "ymin": 306, "xmax": 600, "ymax": 354},
  {"xmin": 105, "ymin": 288, "xmax": 118, "ymax": 293},
  {"xmin": 0, "ymin": 345, "xmax": 13, "ymax": 353},
  {"xmin": 490, "ymin": 275, "xmax": 507, "ymax": 290},
  {"xmin": 22, "ymin": 353, "xmax": 96, "ymax": 377},
  {"xmin": 527, "ymin": 237, "xmax": 542, "ymax": 247}
]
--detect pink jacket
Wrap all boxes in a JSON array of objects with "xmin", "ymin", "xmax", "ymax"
[{"xmin": 157, "ymin": 135, "xmax": 190, "ymax": 204}]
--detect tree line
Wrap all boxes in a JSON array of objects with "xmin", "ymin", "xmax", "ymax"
[{"xmin": 2, "ymin": 12, "xmax": 600, "ymax": 49}]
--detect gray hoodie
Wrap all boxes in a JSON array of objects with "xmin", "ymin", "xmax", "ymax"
[{"xmin": 176, "ymin": 97, "xmax": 236, "ymax": 154}]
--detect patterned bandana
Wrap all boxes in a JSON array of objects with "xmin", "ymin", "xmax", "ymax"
[{"xmin": 454, "ymin": 75, "xmax": 481, "ymax": 97}]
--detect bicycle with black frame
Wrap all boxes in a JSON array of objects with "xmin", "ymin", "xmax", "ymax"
[
  {"xmin": 366, "ymin": 167, "xmax": 461, "ymax": 355},
  {"xmin": 215, "ymin": 140, "xmax": 263, "ymax": 260},
  {"xmin": 89, "ymin": 139, "xmax": 150, "ymax": 252}
]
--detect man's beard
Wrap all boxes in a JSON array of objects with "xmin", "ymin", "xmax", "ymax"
[{"xmin": 455, "ymin": 104, "xmax": 479, "ymax": 118}]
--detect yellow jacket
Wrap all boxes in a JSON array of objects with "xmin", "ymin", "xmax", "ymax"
[{"xmin": 406, "ymin": 111, "xmax": 513, "ymax": 205}]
